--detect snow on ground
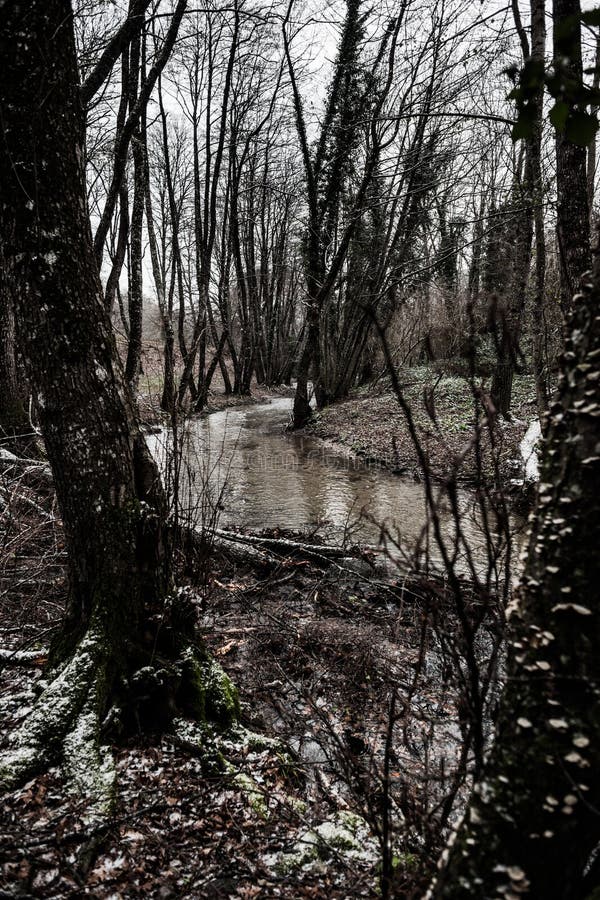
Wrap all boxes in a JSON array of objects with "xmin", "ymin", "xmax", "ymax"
[{"xmin": 520, "ymin": 419, "xmax": 542, "ymax": 483}]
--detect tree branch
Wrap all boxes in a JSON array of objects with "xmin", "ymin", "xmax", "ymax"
[{"xmin": 80, "ymin": 0, "xmax": 155, "ymax": 108}]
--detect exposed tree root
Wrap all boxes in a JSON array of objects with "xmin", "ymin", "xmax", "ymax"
[
  {"xmin": 169, "ymin": 717, "xmax": 293, "ymax": 820},
  {"xmin": 0, "ymin": 617, "xmax": 246, "ymax": 831},
  {"xmin": 62, "ymin": 676, "xmax": 117, "ymax": 818},
  {"xmin": 0, "ymin": 625, "xmax": 104, "ymax": 795}
]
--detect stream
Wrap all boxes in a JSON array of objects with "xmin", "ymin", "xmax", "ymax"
[{"xmin": 148, "ymin": 397, "xmax": 519, "ymax": 572}]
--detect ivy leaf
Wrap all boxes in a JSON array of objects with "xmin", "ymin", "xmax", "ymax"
[
  {"xmin": 508, "ymin": 58, "xmax": 546, "ymax": 142},
  {"xmin": 521, "ymin": 59, "xmax": 545, "ymax": 91},
  {"xmin": 554, "ymin": 13, "xmax": 583, "ymax": 49},
  {"xmin": 512, "ymin": 106, "xmax": 535, "ymax": 140},
  {"xmin": 505, "ymin": 64, "xmax": 520, "ymax": 84},
  {"xmin": 564, "ymin": 110, "xmax": 599, "ymax": 146},
  {"xmin": 581, "ymin": 9, "xmax": 600, "ymax": 27},
  {"xmin": 549, "ymin": 100, "xmax": 569, "ymax": 133}
]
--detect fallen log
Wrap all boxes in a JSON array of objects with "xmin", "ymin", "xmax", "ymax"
[
  {"xmin": 177, "ymin": 525, "xmax": 362, "ymax": 572},
  {"xmin": 175, "ymin": 524, "xmax": 282, "ymax": 571},
  {"xmin": 211, "ymin": 534, "xmax": 282, "ymax": 570},
  {"xmin": 0, "ymin": 648, "xmax": 48, "ymax": 666},
  {"xmin": 214, "ymin": 529, "xmax": 367, "ymax": 566}
]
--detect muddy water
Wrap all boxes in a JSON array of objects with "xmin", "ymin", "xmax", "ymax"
[{"xmin": 148, "ymin": 397, "xmax": 517, "ymax": 571}]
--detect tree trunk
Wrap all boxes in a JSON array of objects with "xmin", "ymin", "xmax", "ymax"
[
  {"xmin": 0, "ymin": 255, "xmax": 32, "ymax": 451},
  {"xmin": 103, "ymin": 45, "xmax": 131, "ymax": 316},
  {"xmin": 124, "ymin": 23, "xmax": 144, "ymax": 391},
  {"xmin": 1, "ymin": 0, "xmax": 170, "ymax": 657},
  {"xmin": 489, "ymin": 189, "xmax": 532, "ymax": 418},
  {"xmin": 587, "ymin": 33, "xmax": 600, "ymax": 222},
  {"xmin": 553, "ymin": 0, "xmax": 591, "ymax": 315},
  {"xmin": 530, "ymin": 0, "xmax": 549, "ymax": 422},
  {"xmin": 429, "ymin": 248, "xmax": 600, "ymax": 898},
  {"xmin": 490, "ymin": 1, "xmax": 535, "ymax": 418},
  {"xmin": 293, "ymin": 310, "xmax": 319, "ymax": 428},
  {"xmin": 0, "ymin": 0, "xmax": 236, "ymax": 804}
]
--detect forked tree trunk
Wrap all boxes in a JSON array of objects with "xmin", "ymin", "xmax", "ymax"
[{"xmin": 429, "ymin": 252, "xmax": 600, "ymax": 896}]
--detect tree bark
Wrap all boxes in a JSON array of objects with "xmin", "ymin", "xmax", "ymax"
[
  {"xmin": 0, "ymin": 1, "xmax": 232, "ymax": 801},
  {"xmin": 0, "ymin": 0, "xmax": 170, "ymax": 654},
  {"xmin": 0, "ymin": 254, "xmax": 32, "ymax": 451},
  {"xmin": 490, "ymin": 1, "xmax": 535, "ymax": 418},
  {"xmin": 587, "ymin": 33, "xmax": 600, "ymax": 224},
  {"xmin": 553, "ymin": 0, "xmax": 591, "ymax": 315},
  {"xmin": 429, "ymin": 246, "xmax": 600, "ymax": 898},
  {"xmin": 530, "ymin": 0, "xmax": 549, "ymax": 422},
  {"xmin": 124, "ymin": 21, "xmax": 145, "ymax": 391},
  {"xmin": 104, "ymin": 47, "xmax": 132, "ymax": 315},
  {"xmin": 145, "ymin": 85, "xmax": 175, "ymax": 414}
]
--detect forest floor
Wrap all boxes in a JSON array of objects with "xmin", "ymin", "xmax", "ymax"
[
  {"xmin": 0, "ymin": 455, "xmax": 481, "ymax": 899},
  {"xmin": 306, "ymin": 369, "xmax": 538, "ymax": 487}
]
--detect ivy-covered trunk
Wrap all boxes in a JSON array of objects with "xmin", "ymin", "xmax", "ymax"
[
  {"xmin": 292, "ymin": 304, "xmax": 321, "ymax": 428},
  {"xmin": 429, "ymin": 254, "xmax": 600, "ymax": 895}
]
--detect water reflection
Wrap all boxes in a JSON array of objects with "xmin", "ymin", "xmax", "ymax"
[{"xmin": 148, "ymin": 397, "xmax": 519, "ymax": 573}]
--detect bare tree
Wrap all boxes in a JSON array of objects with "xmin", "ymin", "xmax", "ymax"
[{"xmin": 284, "ymin": 0, "xmax": 404, "ymax": 427}]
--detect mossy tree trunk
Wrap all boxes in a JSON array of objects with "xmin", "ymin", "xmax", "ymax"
[
  {"xmin": 0, "ymin": 0, "xmax": 232, "ymax": 801},
  {"xmin": 429, "ymin": 253, "xmax": 600, "ymax": 896}
]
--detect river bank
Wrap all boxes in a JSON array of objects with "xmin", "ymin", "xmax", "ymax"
[
  {"xmin": 126, "ymin": 337, "xmax": 296, "ymax": 427},
  {"xmin": 305, "ymin": 368, "xmax": 538, "ymax": 488},
  {"xmin": 135, "ymin": 343, "xmax": 537, "ymax": 493}
]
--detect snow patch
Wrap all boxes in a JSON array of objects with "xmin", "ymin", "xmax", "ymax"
[
  {"xmin": 262, "ymin": 811, "xmax": 379, "ymax": 874},
  {"xmin": 520, "ymin": 419, "xmax": 541, "ymax": 483}
]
